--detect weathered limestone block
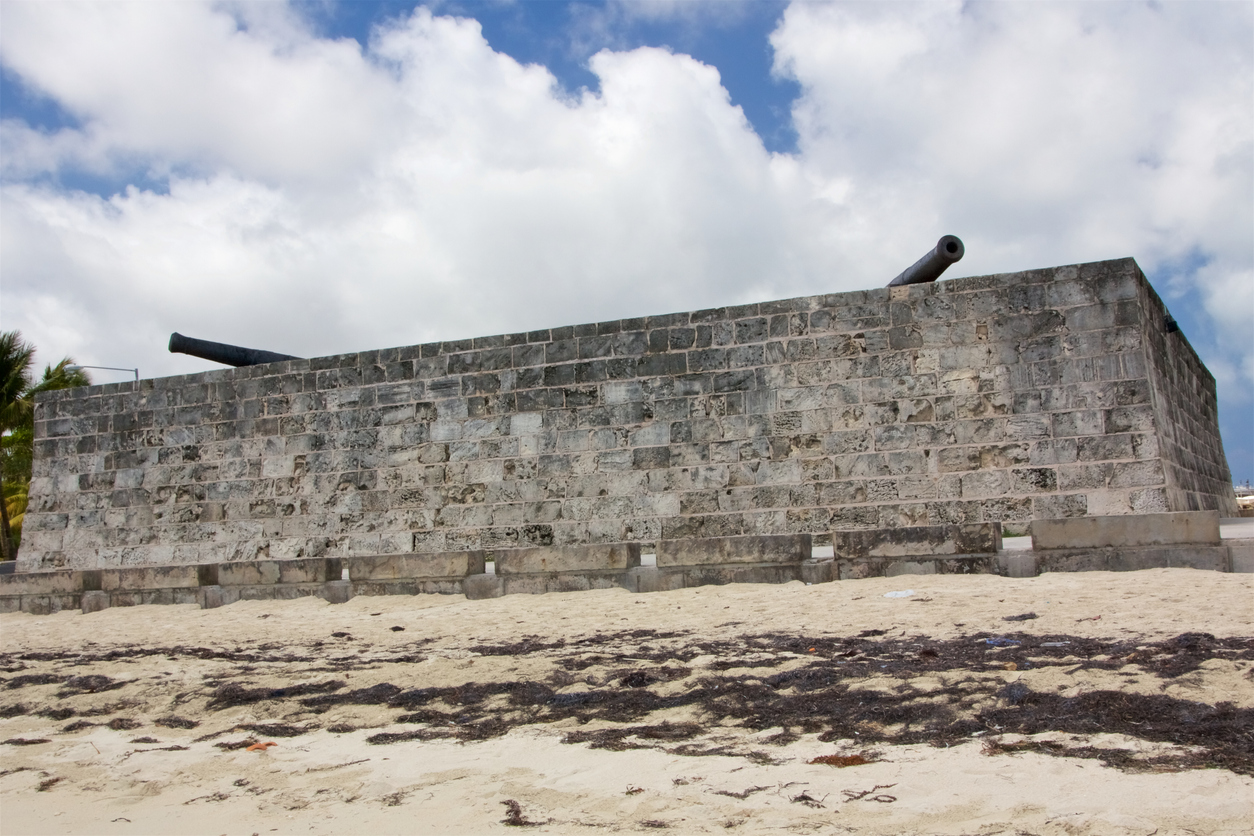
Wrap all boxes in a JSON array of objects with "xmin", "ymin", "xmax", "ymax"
[
  {"xmin": 81, "ymin": 590, "xmax": 109, "ymax": 613},
  {"xmin": 831, "ymin": 523, "xmax": 1001, "ymax": 558},
  {"xmin": 1031, "ymin": 511, "xmax": 1220, "ymax": 549},
  {"xmin": 348, "ymin": 551, "xmax": 486, "ymax": 581},
  {"xmin": 1034, "ymin": 545, "xmax": 1230, "ymax": 573},
  {"xmin": 321, "ymin": 580, "xmax": 353, "ymax": 604},
  {"xmin": 656, "ymin": 534, "xmax": 810, "ymax": 567},
  {"xmin": 1229, "ymin": 541, "xmax": 1254, "ymax": 574},
  {"xmin": 494, "ymin": 543, "xmax": 640, "ymax": 575},
  {"xmin": 0, "ymin": 570, "xmax": 81, "ymax": 596},
  {"xmin": 101, "ymin": 565, "xmax": 200, "ymax": 591},
  {"xmin": 463, "ymin": 574, "xmax": 505, "ymax": 600}
]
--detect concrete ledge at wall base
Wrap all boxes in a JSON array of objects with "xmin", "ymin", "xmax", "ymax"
[
  {"xmin": 656, "ymin": 534, "xmax": 810, "ymax": 568},
  {"xmin": 217, "ymin": 557, "xmax": 344, "ymax": 586},
  {"xmin": 349, "ymin": 551, "xmax": 485, "ymax": 581},
  {"xmin": 0, "ymin": 569, "xmax": 81, "ymax": 596},
  {"xmin": 831, "ymin": 524, "xmax": 1001, "ymax": 559},
  {"xmin": 464, "ymin": 574, "xmax": 505, "ymax": 600},
  {"xmin": 353, "ymin": 579, "xmax": 465, "ymax": 597},
  {"xmin": 0, "ymin": 552, "xmax": 477, "ymax": 613},
  {"xmin": 1229, "ymin": 541, "xmax": 1254, "ymax": 573},
  {"xmin": 502, "ymin": 572, "xmax": 627, "ymax": 595},
  {"xmin": 1031, "ymin": 511, "xmax": 1221, "ymax": 550},
  {"xmin": 834, "ymin": 554, "xmax": 996, "ymax": 581},
  {"xmin": 0, "ymin": 593, "xmax": 80, "ymax": 615},
  {"xmin": 1025, "ymin": 544, "xmax": 1230, "ymax": 574},
  {"xmin": 493, "ymin": 543, "xmax": 640, "ymax": 575}
]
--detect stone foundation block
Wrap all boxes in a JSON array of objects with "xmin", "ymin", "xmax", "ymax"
[
  {"xmin": 656, "ymin": 534, "xmax": 810, "ymax": 568},
  {"xmin": 800, "ymin": 561, "xmax": 835, "ymax": 585},
  {"xmin": 494, "ymin": 543, "xmax": 640, "ymax": 575},
  {"xmin": 320, "ymin": 580, "xmax": 354, "ymax": 604},
  {"xmin": 22, "ymin": 595, "xmax": 77, "ymax": 615},
  {"xmin": 999, "ymin": 553, "xmax": 1039, "ymax": 578},
  {"xmin": 1034, "ymin": 544, "xmax": 1230, "ymax": 573},
  {"xmin": 884, "ymin": 560, "xmax": 938, "ymax": 577},
  {"xmin": 349, "ymin": 551, "xmax": 485, "ymax": 581},
  {"xmin": 102, "ymin": 566, "xmax": 199, "ymax": 591},
  {"xmin": 831, "ymin": 524, "xmax": 1001, "ymax": 559},
  {"xmin": 198, "ymin": 585, "xmax": 227, "ymax": 609},
  {"xmin": 0, "ymin": 570, "xmax": 80, "ymax": 597},
  {"xmin": 622, "ymin": 566, "xmax": 676, "ymax": 593},
  {"xmin": 81, "ymin": 590, "xmax": 110, "ymax": 613},
  {"xmin": 352, "ymin": 579, "xmax": 463, "ymax": 597},
  {"xmin": 1229, "ymin": 541, "xmax": 1254, "ymax": 573},
  {"xmin": 464, "ymin": 574, "xmax": 505, "ymax": 600},
  {"xmin": 1031, "ymin": 511, "xmax": 1221, "ymax": 550}
]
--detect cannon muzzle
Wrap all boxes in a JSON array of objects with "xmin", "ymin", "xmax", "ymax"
[
  {"xmin": 888, "ymin": 235, "xmax": 964, "ymax": 287},
  {"xmin": 168, "ymin": 332, "xmax": 301, "ymax": 367}
]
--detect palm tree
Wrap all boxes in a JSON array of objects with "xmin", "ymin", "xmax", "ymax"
[{"xmin": 0, "ymin": 331, "xmax": 90, "ymax": 560}]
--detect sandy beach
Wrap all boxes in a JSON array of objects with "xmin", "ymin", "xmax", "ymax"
[{"xmin": 1, "ymin": 568, "xmax": 1251, "ymax": 835}]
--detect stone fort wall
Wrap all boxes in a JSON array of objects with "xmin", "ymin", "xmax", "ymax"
[{"xmin": 20, "ymin": 257, "xmax": 1236, "ymax": 571}]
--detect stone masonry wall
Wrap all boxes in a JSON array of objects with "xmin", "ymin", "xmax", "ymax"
[
  {"xmin": 1135, "ymin": 280, "xmax": 1237, "ymax": 514},
  {"xmin": 20, "ymin": 257, "xmax": 1236, "ymax": 571}
]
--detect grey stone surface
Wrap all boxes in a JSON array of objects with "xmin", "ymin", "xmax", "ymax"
[
  {"xmin": 831, "ymin": 523, "xmax": 1000, "ymax": 558},
  {"xmin": 656, "ymin": 534, "xmax": 810, "ymax": 567},
  {"xmin": 464, "ymin": 574, "xmax": 505, "ymax": 600},
  {"xmin": 19, "ymin": 257, "xmax": 1238, "ymax": 572},
  {"xmin": 800, "ymin": 560, "xmax": 835, "ymax": 585},
  {"xmin": 1031, "ymin": 511, "xmax": 1221, "ymax": 549},
  {"xmin": 198, "ymin": 585, "xmax": 227, "ymax": 609},
  {"xmin": 1034, "ymin": 544, "xmax": 1230, "ymax": 573},
  {"xmin": 883, "ymin": 560, "xmax": 939, "ymax": 577},
  {"xmin": 1230, "ymin": 541, "xmax": 1254, "ymax": 573},
  {"xmin": 321, "ymin": 580, "xmax": 353, "ymax": 604},
  {"xmin": 999, "ymin": 552, "xmax": 1039, "ymax": 578},
  {"xmin": 348, "ymin": 551, "xmax": 485, "ymax": 580},
  {"xmin": 494, "ymin": 543, "xmax": 640, "ymax": 575},
  {"xmin": 102, "ymin": 566, "xmax": 200, "ymax": 591},
  {"xmin": 81, "ymin": 589, "xmax": 109, "ymax": 613}
]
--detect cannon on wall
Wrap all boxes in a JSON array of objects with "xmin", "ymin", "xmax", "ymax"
[
  {"xmin": 168, "ymin": 332, "xmax": 301, "ymax": 367},
  {"xmin": 888, "ymin": 235, "xmax": 965, "ymax": 287}
]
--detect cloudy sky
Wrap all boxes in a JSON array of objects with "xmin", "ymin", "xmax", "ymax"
[{"xmin": 1, "ymin": 0, "xmax": 1250, "ymax": 480}]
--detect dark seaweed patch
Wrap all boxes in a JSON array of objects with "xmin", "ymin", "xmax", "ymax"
[
  {"xmin": 4, "ymin": 673, "xmax": 63, "ymax": 689},
  {"xmin": 207, "ymin": 680, "xmax": 345, "ymax": 709},
  {"xmin": 56, "ymin": 675, "xmax": 122, "ymax": 696},
  {"xmin": 236, "ymin": 723, "xmax": 317, "ymax": 738},
  {"xmin": 155, "ymin": 715, "xmax": 200, "ymax": 729}
]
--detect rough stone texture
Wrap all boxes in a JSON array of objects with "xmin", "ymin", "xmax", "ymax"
[
  {"xmin": 1031, "ymin": 511, "xmax": 1221, "ymax": 549},
  {"xmin": 494, "ymin": 543, "xmax": 640, "ymax": 575},
  {"xmin": 321, "ymin": 580, "xmax": 354, "ymax": 604},
  {"xmin": 656, "ymin": 534, "xmax": 809, "ymax": 567},
  {"xmin": 80, "ymin": 590, "xmax": 109, "ymax": 613},
  {"xmin": 831, "ymin": 523, "xmax": 1000, "ymax": 558},
  {"xmin": 1230, "ymin": 541, "xmax": 1254, "ymax": 574},
  {"xmin": 20, "ymin": 257, "xmax": 1237, "ymax": 571},
  {"xmin": 347, "ymin": 550, "xmax": 485, "ymax": 581},
  {"xmin": 463, "ymin": 574, "xmax": 505, "ymax": 600},
  {"xmin": 1033, "ymin": 545, "xmax": 1230, "ymax": 574}
]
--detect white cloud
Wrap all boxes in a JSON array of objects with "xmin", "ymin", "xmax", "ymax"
[
  {"xmin": 0, "ymin": 0, "xmax": 1249, "ymax": 406},
  {"xmin": 770, "ymin": 0, "xmax": 1253, "ymax": 381}
]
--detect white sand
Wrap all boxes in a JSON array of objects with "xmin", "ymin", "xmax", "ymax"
[{"xmin": 2, "ymin": 568, "xmax": 1252, "ymax": 835}]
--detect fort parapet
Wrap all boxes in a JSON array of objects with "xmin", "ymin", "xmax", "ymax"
[{"xmin": 20, "ymin": 257, "xmax": 1236, "ymax": 574}]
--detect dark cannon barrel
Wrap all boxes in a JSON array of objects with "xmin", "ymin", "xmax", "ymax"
[
  {"xmin": 888, "ymin": 235, "xmax": 965, "ymax": 287},
  {"xmin": 168, "ymin": 332, "xmax": 301, "ymax": 367}
]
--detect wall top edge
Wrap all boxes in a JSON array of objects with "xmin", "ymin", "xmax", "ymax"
[{"xmin": 33, "ymin": 256, "xmax": 1144, "ymax": 404}]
